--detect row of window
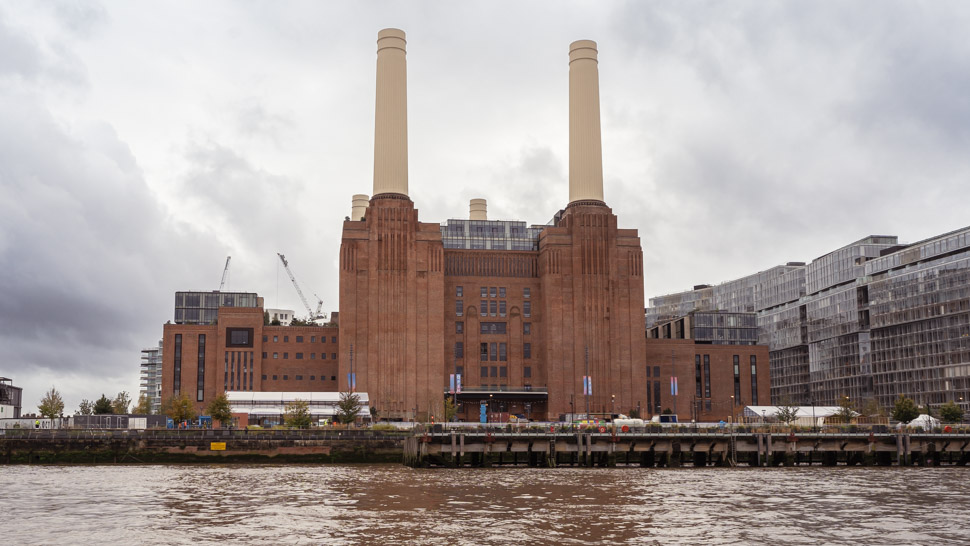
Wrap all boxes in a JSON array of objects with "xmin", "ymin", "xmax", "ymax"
[
  {"xmin": 261, "ymin": 374, "xmax": 338, "ymax": 381},
  {"xmin": 262, "ymin": 352, "xmax": 338, "ymax": 360},
  {"xmin": 455, "ymin": 286, "xmax": 532, "ymax": 299},
  {"xmin": 263, "ymin": 335, "xmax": 337, "ymax": 344},
  {"xmin": 478, "ymin": 366, "xmax": 533, "ymax": 378},
  {"xmin": 455, "ymin": 301, "xmax": 531, "ymax": 317},
  {"xmin": 455, "ymin": 322, "xmax": 532, "ymax": 335},
  {"xmin": 455, "ymin": 341, "xmax": 533, "ymax": 360}
]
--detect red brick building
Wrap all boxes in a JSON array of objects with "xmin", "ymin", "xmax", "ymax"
[{"xmin": 160, "ymin": 30, "xmax": 770, "ymax": 422}]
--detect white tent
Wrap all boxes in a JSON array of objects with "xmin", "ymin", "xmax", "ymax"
[
  {"xmin": 905, "ymin": 413, "xmax": 941, "ymax": 431},
  {"xmin": 743, "ymin": 405, "xmax": 850, "ymax": 426},
  {"xmin": 227, "ymin": 391, "xmax": 370, "ymax": 421}
]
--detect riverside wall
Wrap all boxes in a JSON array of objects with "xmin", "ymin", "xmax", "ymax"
[{"xmin": 0, "ymin": 429, "xmax": 406, "ymax": 464}]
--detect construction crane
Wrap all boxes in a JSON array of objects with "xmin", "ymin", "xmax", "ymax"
[
  {"xmin": 218, "ymin": 256, "xmax": 231, "ymax": 291},
  {"xmin": 277, "ymin": 253, "xmax": 327, "ymax": 321}
]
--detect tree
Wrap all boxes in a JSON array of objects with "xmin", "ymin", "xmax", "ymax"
[
  {"xmin": 93, "ymin": 394, "xmax": 114, "ymax": 415},
  {"xmin": 38, "ymin": 387, "xmax": 65, "ymax": 419},
  {"xmin": 774, "ymin": 403, "xmax": 800, "ymax": 426},
  {"xmin": 77, "ymin": 399, "xmax": 94, "ymax": 415},
  {"xmin": 163, "ymin": 393, "xmax": 196, "ymax": 423},
  {"xmin": 206, "ymin": 393, "xmax": 234, "ymax": 427},
  {"xmin": 132, "ymin": 394, "xmax": 152, "ymax": 415},
  {"xmin": 336, "ymin": 392, "xmax": 362, "ymax": 424},
  {"xmin": 443, "ymin": 397, "xmax": 457, "ymax": 422},
  {"xmin": 285, "ymin": 399, "xmax": 312, "ymax": 428},
  {"xmin": 263, "ymin": 310, "xmax": 270, "ymax": 325},
  {"xmin": 112, "ymin": 391, "xmax": 132, "ymax": 414},
  {"xmin": 270, "ymin": 317, "xmax": 282, "ymax": 326},
  {"xmin": 891, "ymin": 396, "xmax": 920, "ymax": 424},
  {"xmin": 860, "ymin": 398, "xmax": 886, "ymax": 418},
  {"xmin": 370, "ymin": 406, "xmax": 379, "ymax": 422},
  {"xmin": 939, "ymin": 401, "xmax": 964, "ymax": 424},
  {"xmin": 834, "ymin": 396, "xmax": 856, "ymax": 424}
]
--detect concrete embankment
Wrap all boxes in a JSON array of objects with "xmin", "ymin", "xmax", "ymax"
[{"xmin": 0, "ymin": 429, "xmax": 407, "ymax": 464}]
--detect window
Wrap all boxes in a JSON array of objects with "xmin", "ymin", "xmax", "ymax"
[
  {"xmin": 456, "ymin": 300, "xmax": 464, "ymax": 316},
  {"xmin": 750, "ymin": 356, "xmax": 759, "ymax": 405},
  {"xmin": 654, "ymin": 366, "xmax": 660, "ymax": 378},
  {"xmin": 480, "ymin": 322, "xmax": 507, "ymax": 335},
  {"xmin": 733, "ymin": 356, "xmax": 741, "ymax": 403},
  {"xmin": 296, "ymin": 336, "xmax": 303, "ymax": 343},
  {"xmin": 332, "ymin": 337, "xmax": 337, "ymax": 343},
  {"xmin": 283, "ymin": 375, "xmax": 288, "ymax": 380},
  {"xmin": 481, "ymin": 287, "xmax": 487, "ymax": 298},
  {"xmin": 499, "ymin": 301, "xmax": 506, "ymax": 317},
  {"xmin": 331, "ymin": 376, "xmax": 336, "ymax": 381},
  {"xmin": 490, "ymin": 342, "xmax": 497, "ymax": 361},
  {"xmin": 524, "ymin": 287, "xmax": 530, "ymax": 298},
  {"xmin": 321, "ymin": 376, "xmax": 326, "ymax": 381},
  {"xmin": 456, "ymin": 321, "xmax": 464, "ymax": 334},
  {"xmin": 499, "ymin": 287, "xmax": 506, "ymax": 298},
  {"xmin": 262, "ymin": 352, "xmax": 267, "ymax": 359},
  {"xmin": 262, "ymin": 335, "xmax": 268, "ymax": 342},
  {"xmin": 481, "ymin": 300, "xmax": 488, "ymax": 313},
  {"xmin": 703, "ymin": 355, "xmax": 711, "ymax": 398},
  {"xmin": 197, "ymin": 334, "xmax": 206, "ymax": 401},
  {"xmin": 490, "ymin": 287, "xmax": 497, "ymax": 298},
  {"xmin": 489, "ymin": 301, "xmax": 497, "ymax": 316},
  {"xmin": 273, "ymin": 352, "xmax": 279, "ymax": 359},
  {"xmin": 296, "ymin": 375, "xmax": 303, "ymax": 380},
  {"xmin": 524, "ymin": 301, "xmax": 531, "ymax": 317},
  {"xmin": 456, "ymin": 286, "xmax": 463, "ymax": 297},
  {"xmin": 499, "ymin": 343, "xmax": 507, "ymax": 362},
  {"xmin": 456, "ymin": 366, "xmax": 464, "ymax": 376},
  {"xmin": 311, "ymin": 353, "xmax": 316, "ymax": 360},
  {"xmin": 490, "ymin": 366, "xmax": 497, "ymax": 377},
  {"xmin": 480, "ymin": 343, "xmax": 488, "ymax": 361},
  {"xmin": 296, "ymin": 352, "xmax": 304, "ymax": 359},
  {"xmin": 500, "ymin": 366, "xmax": 507, "ymax": 378},
  {"xmin": 273, "ymin": 336, "xmax": 278, "ymax": 342},
  {"xmin": 262, "ymin": 374, "xmax": 267, "ymax": 380},
  {"xmin": 311, "ymin": 336, "xmax": 316, "ymax": 343},
  {"xmin": 283, "ymin": 352, "xmax": 289, "ymax": 359},
  {"xmin": 695, "ymin": 355, "xmax": 702, "ymax": 397},
  {"xmin": 524, "ymin": 343, "xmax": 531, "ymax": 359},
  {"xmin": 272, "ymin": 375, "xmax": 278, "ymax": 380},
  {"xmin": 524, "ymin": 323, "xmax": 531, "ymax": 335},
  {"xmin": 524, "ymin": 366, "xmax": 532, "ymax": 378},
  {"xmin": 455, "ymin": 342, "xmax": 464, "ymax": 358},
  {"xmin": 321, "ymin": 353, "xmax": 327, "ymax": 360},
  {"xmin": 331, "ymin": 353, "xmax": 337, "ymax": 360},
  {"xmin": 481, "ymin": 366, "xmax": 488, "ymax": 378},
  {"xmin": 284, "ymin": 336, "xmax": 289, "ymax": 342},
  {"xmin": 310, "ymin": 376, "xmax": 315, "ymax": 380}
]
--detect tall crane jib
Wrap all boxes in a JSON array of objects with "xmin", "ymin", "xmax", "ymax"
[
  {"xmin": 277, "ymin": 253, "xmax": 328, "ymax": 322},
  {"xmin": 218, "ymin": 256, "xmax": 231, "ymax": 291}
]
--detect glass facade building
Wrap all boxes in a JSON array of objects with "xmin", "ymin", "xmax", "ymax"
[
  {"xmin": 648, "ymin": 311, "xmax": 759, "ymax": 345},
  {"xmin": 140, "ymin": 341, "xmax": 163, "ymax": 414},
  {"xmin": 646, "ymin": 227, "xmax": 970, "ymax": 414},
  {"xmin": 174, "ymin": 291, "xmax": 259, "ymax": 325}
]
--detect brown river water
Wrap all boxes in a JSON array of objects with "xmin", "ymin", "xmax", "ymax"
[{"xmin": 1, "ymin": 465, "xmax": 968, "ymax": 544}]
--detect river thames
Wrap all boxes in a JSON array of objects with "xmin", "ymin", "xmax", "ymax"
[{"xmin": 2, "ymin": 465, "xmax": 969, "ymax": 544}]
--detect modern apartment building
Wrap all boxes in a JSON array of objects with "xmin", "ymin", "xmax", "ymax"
[
  {"xmin": 647, "ymin": 227, "xmax": 970, "ymax": 413},
  {"xmin": 140, "ymin": 342, "xmax": 163, "ymax": 414}
]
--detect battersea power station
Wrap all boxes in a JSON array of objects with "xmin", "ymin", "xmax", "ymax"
[{"xmin": 160, "ymin": 29, "xmax": 770, "ymax": 423}]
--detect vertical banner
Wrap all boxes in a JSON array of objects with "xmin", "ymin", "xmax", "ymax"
[
  {"xmin": 449, "ymin": 374, "xmax": 455, "ymax": 394},
  {"xmin": 348, "ymin": 373, "xmax": 357, "ymax": 392},
  {"xmin": 583, "ymin": 376, "xmax": 593, "ymax": 396},
  {"xmin": 670, "ymin": 376, "xmax": 678, "ymax": 396},
  {"xmin": 456, "ymin": 374, "xmax": 462, "ymax": 394}
]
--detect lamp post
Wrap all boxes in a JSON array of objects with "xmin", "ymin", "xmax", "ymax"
[
  {"xmin": 611, "ymin": 394, "xmax": 615, "ymax": 419},
  {"xmin": 730, "ymin": 395, "xmax": 735, "ymax": 425},
  {"xmin": 811, "ymin": 398, "xmax": 816, "ymax": 433},
  {"xmin": 762, "ymin": 409, "xmax": 767, "ymax": 429},
  {"xmin": 488, "ymin": 394, "xmax": 493, "ymax": 426}
]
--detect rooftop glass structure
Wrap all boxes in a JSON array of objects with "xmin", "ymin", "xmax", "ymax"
[
  {"xmin": 441, "ymin": 219, "xmax": 544, "ymax": 251},
  {"xmin": 174, "ymin": 291, "xmax": 259, "ymax": 325}
]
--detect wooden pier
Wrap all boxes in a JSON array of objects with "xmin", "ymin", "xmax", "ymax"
[{"xmin": 403, "ymin": 429, "xmax": 970, "ymax": 468}]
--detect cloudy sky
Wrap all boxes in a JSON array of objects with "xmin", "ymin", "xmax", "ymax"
[{"xmin": 2, "ymin": 1, "xmax": 968, "ymax": 413}]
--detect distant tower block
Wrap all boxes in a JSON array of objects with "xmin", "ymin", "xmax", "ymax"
[
  {"xmin": 568, "ymin": 40, "xmax": 605, "ymax": 205},
  {"xmin": 351, "ymin": 194, "xmax": 369, "ymax": 221},
  {"xmin": 469, "ymin": 198, "xmax": 487, "ymax": 220},
  {"xmin": 373, "ymin": 28, "xmax": 409, "ymax": 198}
]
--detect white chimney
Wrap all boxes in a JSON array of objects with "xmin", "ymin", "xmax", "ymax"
[
  {"xmin": 469, "ymin": 198, "xmax": 487, "ymax": 220},
  {"xmin": 351, "ymin": 194, "xmax": 369, "ymax": 221},
  {"xmin": 373, "ymin": 28, "xmax": 409, "ymax": 197},
  {"xmin": 568, "ymin": 40, "xmax": 605, "ymax": 204}
]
